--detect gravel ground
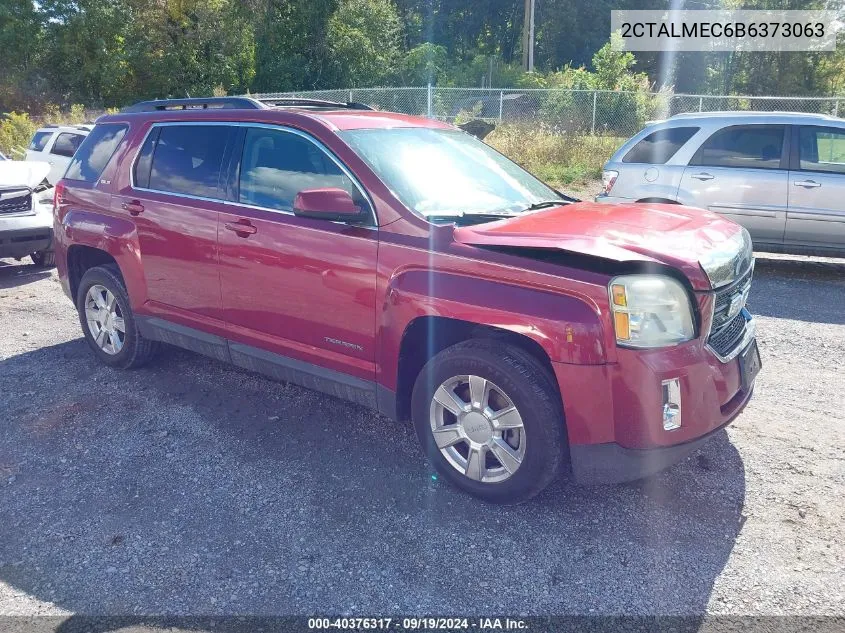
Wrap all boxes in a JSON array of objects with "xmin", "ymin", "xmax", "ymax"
[{"xmin": 0, "ymin": 253, "xmax": 843, "ymax": 618}]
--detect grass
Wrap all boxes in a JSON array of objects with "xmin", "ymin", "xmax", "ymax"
[{"xmin": 486, "ymin": 124, "xmax": 626, "ymax": 191}]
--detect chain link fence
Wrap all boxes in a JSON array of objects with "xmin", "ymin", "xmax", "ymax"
[{"xmin": 251, "ymin": 86, "xmax": 844, "ymax": 138}]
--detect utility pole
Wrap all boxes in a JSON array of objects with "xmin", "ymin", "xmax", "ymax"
[{"xmin": 522, "ymin": 0, "xmax": 536, "ymax": 72}]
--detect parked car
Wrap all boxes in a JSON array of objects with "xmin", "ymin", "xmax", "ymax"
[
  {"xmin": 0, "ymin": 160, "xmax": 55, "ymax": 266},
  {"xmin": 26, "ymin": 124, "xmax": 92, "ymax": 185},
  {"xmin": 53, "ymin": 97, "xmax": 760, "ymax": 503},
  {"xmin": 597, "ymin": 111, "xmax": 845, "ymax": 257}
]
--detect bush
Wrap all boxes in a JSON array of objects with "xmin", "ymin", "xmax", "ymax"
[
  {"xmin": 486, "ymin": 123, "xmax": 625, "ymax": 187},
  {"xmin": 0, "ymin": 112, "xmax": 36, "ymax": 159}
]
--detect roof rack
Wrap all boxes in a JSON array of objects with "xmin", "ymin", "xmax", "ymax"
[
  {"xmin": 671, "ymin": 110, "xmax": 834, "ymax": 119},
  {"xmin": 257, "ymin": 97, "xmax": 374, "ymax": 111},
  {"xmin": 120, "ymin": 97, "xmax": 266, "ymax": 113}
]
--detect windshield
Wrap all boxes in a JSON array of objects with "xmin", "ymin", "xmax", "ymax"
[{"xmin": 339, "ymin": 128, "xmax": 560, "ymax": 220}]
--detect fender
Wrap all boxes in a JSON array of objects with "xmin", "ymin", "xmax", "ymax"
[
  {"xmin": 377, "ymin": 268, "xmax": 608, "ymax": 392},
  {"xmin": 60, "ymin": 208, "xmax": 147, "ymax": 309}
]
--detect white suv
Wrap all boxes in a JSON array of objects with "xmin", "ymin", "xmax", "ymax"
[
  {"xmin": 25, "ymin": 124, "xmax": 92, "ymax": 185},
  {"xmin": 597, "ymin": 111, "xmax": 845, "ymax": 257}
]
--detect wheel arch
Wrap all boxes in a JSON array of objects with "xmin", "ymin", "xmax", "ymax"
[
  {"xmin": 392, "ymin": 316, "xmax": 562, "ymax": 423},
  {"xmin": 636, "ymin": 197, "xmax": 679, "ymax": 204},
  {"xmin": 67, "ymin": 245, "xmax": 120, "ymax": 301}
]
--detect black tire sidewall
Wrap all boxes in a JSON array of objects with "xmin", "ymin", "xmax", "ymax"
[
  {"xmin": 76, "ymin": 266, "xmax": 141, "ymax": 368},
  {"xmin": 31, "ymin": 250, "xmax": 55, "ymax": 267},
  {"xmin": 411, "ymin": 342, "xmax": 564, "ymax": 504}
]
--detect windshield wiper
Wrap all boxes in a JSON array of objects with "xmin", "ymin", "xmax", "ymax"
[
  {"xmin": 425, "ymin": 210, "xmax": 521, "ymax": 219},
  {"xmin": 521, "ymin": 199, "xmax": 576, "ymax": 212}
]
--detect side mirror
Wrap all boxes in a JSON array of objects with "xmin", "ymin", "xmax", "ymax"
[{"xmin": 293, "ymin": 188, "xmax": 364, "ymax": 222}]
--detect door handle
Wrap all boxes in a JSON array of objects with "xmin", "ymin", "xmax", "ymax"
[
  {"xmin": 794, "ymin": 179, "xmax": 821, "ymax": 188},
  {"xmin": 690, "ymin": 172, "xmax": 715, "ymax": 181},
  {"xmin": 224, "ymin": 220, "xmax": 258, "ymax": 237},
  {"xmin": 121, "ymin": 200, "xmax": 145, "ymax": 216}
]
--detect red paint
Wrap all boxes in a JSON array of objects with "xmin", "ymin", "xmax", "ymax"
[
  {"xmin": 54, "ymin": 105, "xmax": 755, "ymax": 464},
  {"xmin": 293, "ymin": 187, "xmax": 361, "ymax": 220}
]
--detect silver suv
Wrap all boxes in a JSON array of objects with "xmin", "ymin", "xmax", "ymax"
[{"xmin": 597, "ymin": 111, "xmax": 845, "ymax": 257}]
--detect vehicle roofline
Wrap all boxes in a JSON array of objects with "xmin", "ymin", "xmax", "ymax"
[{"xmin": 94, "ymin": 107, "xmax": 454, "ymax": 131}]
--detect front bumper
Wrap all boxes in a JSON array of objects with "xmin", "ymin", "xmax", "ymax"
[
  {"xmin": 568, "ymin": 386, "xmax": 751, "ymax": 484},
  {"xmin": 0, "ymin": 204, "xmax": 53, "ymax": 259},
  {"xmin": 553, "ymin": 327, "xmax": 758, "ymax": 484}
]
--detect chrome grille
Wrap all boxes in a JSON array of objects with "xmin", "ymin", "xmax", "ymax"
[
  {"xmin": 0, "ymin": 188, "xmax": 32, "ymax": 215},
  {"xmin": 708, "ymin": 312, "xmax": 748, "ymax": 358},
  {"xmin": 712, "ymin": 265, "xmax": 753, "ymax": 330}
]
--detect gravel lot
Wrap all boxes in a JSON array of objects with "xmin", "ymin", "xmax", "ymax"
[{"xmin": 0, "ymin": 253, "xmax": 843, "ymax": 618}]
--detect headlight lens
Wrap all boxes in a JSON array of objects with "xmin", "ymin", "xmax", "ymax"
[{"xmin": 609, "ymin": 275, "xmax": 694, "ymax": 348}]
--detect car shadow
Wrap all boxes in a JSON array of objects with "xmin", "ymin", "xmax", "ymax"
[
  {"xmin": 0, "ymin": 340, "xmax": 746, "ymax": 622},
  {"xmin": 750, "ymin": 254, "xmax": 845, "ymax": 325},
  {"xmin": 0, "ymin": 259, "xmax": 52, "ymax": 289}
]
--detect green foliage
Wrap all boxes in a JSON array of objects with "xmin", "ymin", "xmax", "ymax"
[
  {"xmin": 1, "ymin": 0, "xmax": 843, "ymax": 116},
  {"xmin": 487, "ymin": 123, "xmax": 625, "ymax": 187},
  {"xmin": 325, "ymin": 0, "xmax": 403, "ymax": 88},
  {"xmin": 402, "ymin": 43, "xmax": 449, "ymax": 85},
  {"xmin": 537, "ymin": 40, "xmax": 653, "ymax": 134},
  {"xmin": 0, "ymin": 111, "xmax": 36, "ymax": 158}
]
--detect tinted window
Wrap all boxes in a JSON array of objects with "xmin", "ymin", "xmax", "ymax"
[
  {"xmin": 239, "ymin": 127, "xmax": 360, "ymax": 212},
  {"xmin": 149, "ymin": 125, "xmax": 230, "ymax": 198},
  {"xmin": 29, "ymin": 131, "xmax": 53, "ymax": 152},
  {"xmin": 65, "ymin": 124, "xmax": 128, "ymax": 182},
  {"xmin": 692, "ymin": 125, "xmax": 784, "ymax": 169},
  {"xmin": 623, "ymin": 127, "xmax": 698, "ymax": 164},
  {"xmin": 50, "ymin": 132, "xmax": 85, "ymax": 158},
  {"xmin": 798, "ymin": 126, "xmax": 845, "ymax": 175},
  {"xmin": 133, "ymin": 127, "xmax": 159, "ymax": 189}
]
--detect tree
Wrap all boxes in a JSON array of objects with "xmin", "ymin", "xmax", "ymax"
[
  {"xmin": 127, "ymin": 0, "xmax": 256, "ymax": 101},
  {"xmin": 325, "ymin": 0, "xmax": 403, "ymax": 87},
  {"xmin": 250, "ymin": 0, "xmax": 338, "ymax": 92}
]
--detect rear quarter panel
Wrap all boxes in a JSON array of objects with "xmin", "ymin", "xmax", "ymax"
[{"xmin": 54, "ymin": 120, "xmax": 148, "ymax": 306}]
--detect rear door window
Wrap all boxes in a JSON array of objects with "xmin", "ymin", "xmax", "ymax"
[
  {"xmin": 65, "ymin": 124, "xmax": 128, "ymax": 182},
  {"xmin": 797, "ymin": 126, "xmax": 845, "ymax": 175},
  {"xmin": 148, "ymin": 125, "xmax": 230, "ymax": 199},
  {"xmin": 692, "ymin": 125, "xmax": 785, "ymax": 170},
  {"xmin": 623, "ymin": 127, "xmax": 698, "ymax": 164},
  {"xmin": 28, "ymin": 131, "xmax": 53, "ymax": 152},
  {"xmin": 50, "ymin": 132, "xmax": 86, "ymax": 158}
]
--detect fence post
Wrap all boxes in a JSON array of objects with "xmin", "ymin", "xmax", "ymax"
[
  {"xmin": 427, "ymin": 83, "xmax": 433, "ymax": 118},
  {"xmin": 591, "ymin": 91, "xmax": 597, "ymax": 135},
  {"xmin": 699, "ymin": 96, "xmax": 703, "ymax": 112},
  {"xmin": 835, "ymin": 100, "xmax": 839, "ymax": 117},
  {"xmin": 499, "ymin": 91, "xmax": 504, "ymax": 122},
  {"xmin": 349, "ymin": 89, "xmax": 353, "ymax": 103}
]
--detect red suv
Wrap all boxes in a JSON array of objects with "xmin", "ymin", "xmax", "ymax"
[{"xmin": 53, "ymin": 97, "xmax": 760, "ymax": 503}]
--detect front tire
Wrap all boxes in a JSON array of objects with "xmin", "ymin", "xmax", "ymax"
[
  {"xmin": 411, "ymin": 339, "xmax": 566, "ymax": 504},
  {"xmin": 31, "ymin": 250, "xmax": 55, "ymax": 267},
  {"xmin": 76, "ymin": 264, "xmax": 159, "ymax": 368}
]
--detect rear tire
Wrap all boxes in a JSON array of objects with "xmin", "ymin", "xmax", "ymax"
[
  {"xmin": 411, "ymin": 339, "xmax": 566, "ymax": 504},
  {"xmin": 76, "ymin": 264, "xmax": 159, "ymax": 368},
  {"xmin": 31, "ymin": 250, "xmax": 55, "ymax": 267}
]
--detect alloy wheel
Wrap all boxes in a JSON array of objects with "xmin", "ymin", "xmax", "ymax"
[
  {"xmin": 429, "ymin": 375, "xmax": 527, "ymax": 483},
  {"xmin": 84, "ymin": 284, "xmax": 125, "ymax": 355}
]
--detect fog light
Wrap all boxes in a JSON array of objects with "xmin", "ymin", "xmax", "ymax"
[{"xmin": 662, "ymin": 378, "xmax": 682, "ymax": 431}]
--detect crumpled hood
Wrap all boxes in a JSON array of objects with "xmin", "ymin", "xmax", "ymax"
[
  {"xmin": 0, "ymin": 161, "xmax": 50, "ymax": 189},
  {"xmin": 453, "ymin": 201, "xmax": 746, "ymax": 290}
]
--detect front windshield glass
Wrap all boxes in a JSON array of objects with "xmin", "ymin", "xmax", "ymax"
[{"xmin": 339, "ymin": 128, "xmax": 560, "ymax": 219}]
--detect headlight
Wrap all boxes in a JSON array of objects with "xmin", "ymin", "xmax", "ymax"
[{"xmin": 608, "ymin": 275, "xmax": 694, "ymax": 348}]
